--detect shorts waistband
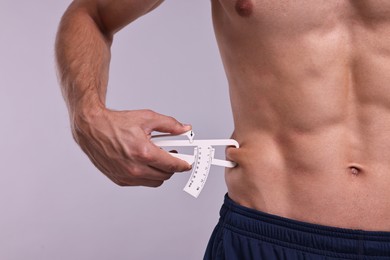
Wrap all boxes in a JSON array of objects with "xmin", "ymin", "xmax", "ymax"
[{"xmin": 220, "ymin": 194, "xmax": 390, "ymax": 258}]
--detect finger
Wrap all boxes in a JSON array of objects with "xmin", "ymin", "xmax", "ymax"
[
  {"xmin": 115, "ymin": 163, "xmax": 174, "ymax": 183},
  {"xmin": 146, "ymin": 112, "xmax": 191, "ymax": 135},
  {"xmin": 82, "ymin": 139, "xmax": 173, "ymax": 183},
  {"xmin": 147, "ymin": 143, "xmax": 192, "ymax": 173},
  {"xmin": 136, "ymin": 164, "xmax": 175, "ymax": 181}
]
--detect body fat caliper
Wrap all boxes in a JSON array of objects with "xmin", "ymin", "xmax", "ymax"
[{"xmin": 151, "ymin": 130, "xmax": 239, "ymax": 198}]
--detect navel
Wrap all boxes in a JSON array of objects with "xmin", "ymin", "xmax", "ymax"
[
  {"xmin": 235, "ymin": 0, "xmax": 254, "ymax": 17},
  {"xmin": 348, "ymin": 166, "xmax": 361, "ymax": 176}
]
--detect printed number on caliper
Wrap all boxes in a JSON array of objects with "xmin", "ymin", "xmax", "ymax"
[{"xmin": 151, "ymin": 130, "xmax": 239, "ymax": 198}]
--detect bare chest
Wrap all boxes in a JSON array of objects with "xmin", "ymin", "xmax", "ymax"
[{"xmin": 214, "ymin": 0, "xmax": 390, "ymax": 31}]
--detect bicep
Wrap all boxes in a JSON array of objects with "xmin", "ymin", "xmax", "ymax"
[{"xmin": 71, "ymin": 0, "xmax": 164, "ymax": 35}]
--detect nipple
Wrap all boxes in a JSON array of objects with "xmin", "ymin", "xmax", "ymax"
[{"xmin": 235, "ymin": 0, "xmax": 254, "ymax": 17}]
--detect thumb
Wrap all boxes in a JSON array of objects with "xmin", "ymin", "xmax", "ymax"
[{"xmin": 147, "ymin": 112, "xmax": 191, "ymax": 135}]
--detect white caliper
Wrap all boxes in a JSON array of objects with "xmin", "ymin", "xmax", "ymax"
[{"xmin": 151, "ymin": 130, "xmax": 239, "ymax": 198}]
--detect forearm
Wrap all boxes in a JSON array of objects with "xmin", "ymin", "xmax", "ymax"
[{"xmin": 55, "ymin": 2, "xmax": 111, "ymax": 123}]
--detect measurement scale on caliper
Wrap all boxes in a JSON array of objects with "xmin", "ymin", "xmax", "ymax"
[{"xmin": 151, "ymin": 130, "xmax": 239, "ymax": 198}]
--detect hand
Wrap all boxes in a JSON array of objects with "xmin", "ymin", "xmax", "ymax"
[{"xmin": 71, "ymin": 108, "xmax": 192, "ymax": 187}]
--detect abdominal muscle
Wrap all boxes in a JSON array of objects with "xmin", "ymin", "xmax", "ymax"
[
  {"xmin": 226, "ymin": 126, "xmax": 390, "ymax": 231},
  {"xmin": 213, "ymin": 0, "xmax": 390, "ymax": 231}
]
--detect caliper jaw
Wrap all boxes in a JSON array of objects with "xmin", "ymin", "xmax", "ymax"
[{"xmin": 151, "ymin": 130, "xmax": 239, "ymax": 198}]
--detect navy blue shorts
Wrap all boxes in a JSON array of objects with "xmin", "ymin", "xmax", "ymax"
[{"xmin": 204, "ymin": 195, "xmax": 390, "ymax": 260}]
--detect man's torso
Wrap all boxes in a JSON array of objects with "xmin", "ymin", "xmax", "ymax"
[{"xmin": 212, "ymin": 0, "xmax": 390, "ymax": 230}]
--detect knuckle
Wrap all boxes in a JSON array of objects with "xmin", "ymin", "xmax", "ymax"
[
  {"xmin": 142, "ymin": 109, "xmax": 156, "ymax": 119},
  {"xmin": 129, "ymin": 166, "xmax": 143, "ymax": 178},
  {"xmin": 135, "ymin": 146, "xmax": 153, "ymax": 162}
]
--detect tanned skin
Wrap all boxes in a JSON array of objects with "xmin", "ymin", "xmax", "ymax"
[{"xmin": 56, "ymin": 0, "xmax": 390, "ymax": 231}]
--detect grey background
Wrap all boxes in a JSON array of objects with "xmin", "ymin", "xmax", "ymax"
[{"xmin": 0, "ymin": 1, "xmax": 234, "ymax": 259}]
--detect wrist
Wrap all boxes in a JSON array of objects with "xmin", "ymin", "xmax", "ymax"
[{"xmin": 69, "ymin": 100, "xmax": 107, "ymax": 135}]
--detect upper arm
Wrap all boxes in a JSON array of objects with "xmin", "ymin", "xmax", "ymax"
[{"xmin": 68, "ymin": 0, "xmax": 164, "ymax": 36}]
